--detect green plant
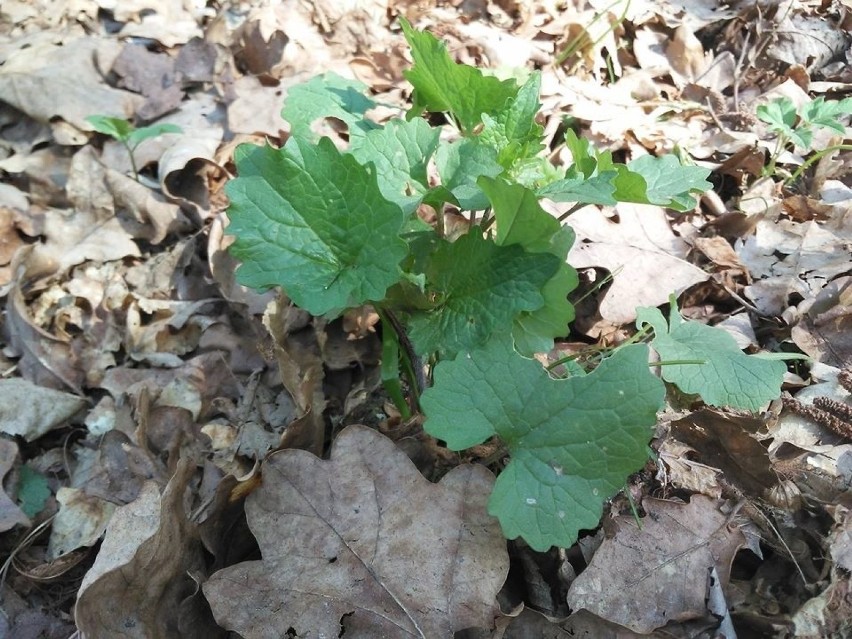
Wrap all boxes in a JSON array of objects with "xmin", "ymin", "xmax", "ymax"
[
  {"xmin": 85, "ymin": 115, "xmax": 182, "ymax": 180},
  {"xmin": 756, "ymin": 96, "xmax": 852, "ymax": 183},
  {"xmin": 225, "ymin": 19, "xmax": 785, "ymax": 550}
]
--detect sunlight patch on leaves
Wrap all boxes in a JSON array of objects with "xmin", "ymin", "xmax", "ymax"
[
  {"xmin": 349, "ymin": 117, "xmax": 440, "ymax": 214},
  {"xmin": 281, "ymin": 72, "xmax": 379, "ymax": 140}
]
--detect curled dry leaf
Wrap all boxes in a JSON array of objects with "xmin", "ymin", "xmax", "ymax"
[
  {"xmin": 75, "ymin": 460, "xmax": 206, "ymax": 639},
  {"xmin": 203, "ymin": 425, "xmax": 509, "ymax": 638}
]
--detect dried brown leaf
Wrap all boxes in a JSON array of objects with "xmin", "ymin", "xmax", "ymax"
[
  {"xmin": 567, "ymin": 496, "xmax": 746, "ymax": 634},
  {"xmin": 566, "ymin": 203, "xmax": 708, "ymax": 324},
  {"xmin": 204, "ymin": 425, "xmax": 508, "ymax": 638},
  {"xmin": 75, "ymin": 460, "xmax": 206, "ymax": 638}
]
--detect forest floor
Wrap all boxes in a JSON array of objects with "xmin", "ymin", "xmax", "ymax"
[{"xmin": 1, "ymin": 0, "xmax": 851, "ymax": 637}]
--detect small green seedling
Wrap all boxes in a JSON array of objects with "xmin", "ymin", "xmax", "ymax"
[
  {"xmin": 224, "ymin": 19, "xmax": 785, "ymax": 550},
  {"xmin": 756, "ymin": 96, "xmax": 852, "ymax": 183},
  {"xmin": 85, "ymin": 115, "xmax": 182, "ymax": 180}
]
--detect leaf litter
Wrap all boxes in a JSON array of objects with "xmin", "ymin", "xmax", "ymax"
[{"xmin": 0, "ymin": 1, "xmax": 851, "ymax": 637}]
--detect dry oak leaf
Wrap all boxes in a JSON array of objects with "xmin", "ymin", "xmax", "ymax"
[
  {"xmin": 566, "ymin": 203, "xmax": 708, "ymax": 324},
  {"xmin": 203, "ymin": 425, "xmax": 509, "ymax": 638}
]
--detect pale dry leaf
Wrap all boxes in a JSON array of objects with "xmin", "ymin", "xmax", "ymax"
[
  {"xmin": 0, "ymin": 378, "xmax": 86, "ymax": 441},
  {"xmin": 0, "ymin": 439, "xmax": 31, "ymax": 532},
  {"xmin": 204, "ymin": 425, "xmax": 508, "ymax": 638},
  {"xmin": 106, "ymin": 0, "xmax": 206, "ymax": 47},
  {"xmin": 790, "ymin": 276, "xmax": 852, "ymax": 368},
  {"xmin": 737, "ymin": 218, "xmax": 851, "ymax": 316},
  {"xmin": 227, "ymin": 75, "xmax": 289, "ymax": 137},
  {"xmin": 75, "ymin": 460, "xmax": 204, "ymax": 639},
  {"xmin": 657, "ymin": 439, "xmax": 723, "ymax": 499},
  {"xmin": 0, "ymin": 33, "xmax": 140, "ymax": 129},
  {"xmin": 565, "ymin": 203, "xmax": 708, "ymax": 324},
  {"xmin": 567, "ymin": 495, "xmax": 746, "ymax": 634},
  {"xmin": 666, "ymin": 24, "xmax": 709, "ymax": 83},
  {"xmin": 125, "ymin": 297, "xmax": 218, "ymax": 367},
  {"xmin": 104, "ymin": 169, "xmax": 187, "ymax": 244},
  {"xmin": 23, "ymin": 147, "xmax": 140, "ymax": 282},
  {"xmin": 47, "ymin": 487, "xmax": 116, "ymax": 560},
  {"xmin": 207, "ymin": 213, "xmax": 277, "ymax": 314},
  {"xmin": 263, "ymin": 297, "xmax": 327, "ymax": 455}
]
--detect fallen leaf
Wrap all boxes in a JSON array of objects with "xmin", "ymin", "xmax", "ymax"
[
  {"xmin": 0, "ymin": 439, "xmax": 30, "ymax": 531},
  {"xmin": 47, "ymin": 487, "xmax": 116, "ymax": 560},
  {"xmin": 75, "ymin": 460, "xmax": 207, "ymax": 638},
  {"xmin": 204, "ymin": 425, "xmax": 508, "ymax": 638},
  {"xmin": 737, "ymin": 218, "xmax": 850, "ymax": 316},
  {"xmin": 0, "ymin": 378, "xmax": 85, "ymax": 441},
  {"xmin": 4, "ymin": 284, "xmax": 85, "ymax": 392},
  {"xmin": 566, "ymin": 203, "xmax": 708, "ymax": 324},
  {"xmin": 567, "ymin": 495, "xmax": 746, "ymax": 634},
  {"xmin": 791, "ymin": 276, "xmax": 852, "ymax": 368},
  {"xmin": 0, "ymin": 33, "xmax": 140, "ymax": 130},
  {"xmin": 669, "ymin": 409, "xmax": 778, "ymax": 497}
]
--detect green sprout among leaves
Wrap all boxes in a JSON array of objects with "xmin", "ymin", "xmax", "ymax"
[
  {"xmin": 223, "ymin": 19, "xmax": 786, "ymax": 550},
  {"xmin": 756, "ymin": 96, "xmax": 852, "ymax": 183},
  {"xmin": 85, "ymin": 115, "xmax": 182, "ymax": 181}
]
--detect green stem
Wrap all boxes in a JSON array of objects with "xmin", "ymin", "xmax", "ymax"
[
  {"xmin": 556, "ymin": 201, "xmax": 586, "ymax": 222},
  {"xmin": 653, "ymin": 359, "xmax": 707, "ymax": 366},
  {"xmin": 763, "ymin": 134, "xmax": 787, "ymax": 178},
  {"xmin": 124, "ymin": 140, "xmax": 140, "ymax": 181},
  {"xmin": 376, "ymin": 308, "xmax": 424, "ymax": 415},
  {"xmin": 553, "ymin": 0, "xmax": 630, "ymax": 67},
  {"xmin": 785, "ymin": 144, "xmax": 852, "ymax": 185}
]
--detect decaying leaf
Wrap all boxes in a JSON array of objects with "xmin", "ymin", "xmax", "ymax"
[
  {"xmin": 0, "ymin": 377, "xmax": 85, "ymax": 441},
  {"xmin": 204, "ymin": 425, "xmax": 508, "ymax": 638},
  {"xmin": 0, "ymin": 439, "xmax": 31, "ymax": 531},
  {"xmin": 75, "ymin": 460, "xmax": 206, "ymax": 638},
  {"xmin": 567, "ymin": 495, "xmax": 746, "ymax": 634},
  {"xmin": 566, "ymin": 203, "xmax": 708, "ymax": 324}
]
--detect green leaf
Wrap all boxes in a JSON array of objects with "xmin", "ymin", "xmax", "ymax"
[
  {"xmin": 126, "ymin": 123, "xmax": 182, "ymax": 149},
  {"xmin": 281, "ymin": 72, "xmax": 379, "ymax": 140},
  {"xmin": 479, "ymin": 73, "xmax": 545, "ymax": 171},
  {"xmin": 18, "ymin": 464, "xmax": 50, "ymax": 518},
  {"xmin": 757, "ymin": 98, "xmax": 811, "ymax": 147},
  {"xmin": 801, "ymin": 96, "xmax": 852, "ymax": 135},
  {"xmin": 434, "ymin": 138, "xmax": 503, "ymax": 210},
  {"xmin": 538, "ymin": 172, "xmax": 619, "ymax": 206},
  {"xmin": 756, "ymin": 98, "xmax": 797, "ymax": 130},
  {"xmin": 400, "ymin": 18, "xmax": 519, "ymax": 135},
  {"xmin": 615, "ymin": 156, "xmax": 712, "ymax": 211},
  {"xmin": 226, "ymin": 137, "xmax": 407, "ymax": 316},
  {"xmin": 479, "ymin": 177, "xmax": 578, "ymax": 354},
  {"xmin": 636, "ymin": 300, "xmax": 785, "ymax": 411},
  {"xmin": 563, "ymin": 129, "xmax": 598, "ymax": 178},
  {"xmin": 349, "ymin": 117, "xmax": 441, "ymax": 214},
  {"xmin": 407, "ymin": 232, "xmax": 560, "ymax": 357},
  {"xmin": 421, "ymin": 339, "xmax": 665, "ymax": 551},
  {"xmin": 85, "ymin": 115, "xmax": 133, "ymax": 141}
]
